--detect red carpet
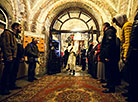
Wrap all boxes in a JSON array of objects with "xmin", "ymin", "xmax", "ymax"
[{"xmin": 1, "ymin": 75, "xmax": 125, "ymax": 102}]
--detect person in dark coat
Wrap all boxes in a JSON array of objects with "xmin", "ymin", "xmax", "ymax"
[
  {"xmin": 114, "ymin": 37, "xmax": 121, "ymax": 86},
  {"xmin": 25, "ymin": 38, "xmax": 39, "ymax": 82},
  {"xmin": 81, "ymin": 46, "xmax": 86, "ymax": 71},
  {"xmin": 0, "ymin": 23, "xmax": 20, "ymax": 95},
  {"xmin": 9, "ymin": 31, "xmax": 24, "ymax": 90},
  {"xmin": 63, "ymin": 47, "xmax": 69, "ymax": 68},
  {"xmin": 99, "ymin": 22, "xmax": 117, "ymax": 93},
  {"xmin": 87, "ymin": 41, "xmax": 94, "ymax": 75},
  {"xmin": 126, "ymin": 11, "xmax": 138, "ymax": 102},
  {"xmin": 92, "ymin": 44, "xmax": 99, "ymax": 79},
  {"xmin": 47, "ymin": 46, "xmax": 60, "ymax": 75}
]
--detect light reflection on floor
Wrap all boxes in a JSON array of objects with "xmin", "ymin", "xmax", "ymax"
[{"xmin": 57, "ymin": 65, "xmax": 91, "ymax": 77}]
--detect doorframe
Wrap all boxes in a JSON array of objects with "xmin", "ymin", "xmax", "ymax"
[{"xmin": 50, "ymin": 28, "xmax": 95, "ymax": 57}]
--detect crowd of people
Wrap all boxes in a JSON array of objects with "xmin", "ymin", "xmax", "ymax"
[
  {"xmin": 63, "ymin": 43, "xmax": 88, "ymax": 75},
  {"xmin": 0, "ymin": 11, "xmax": 137, "ymax": 102},
  {"xmin": 0, "ymin": 22, "xmax": 39, "ymax": 95},
  {"xmin": 63, "ymin": 11, "xmax": 138, "ymax": 102}
]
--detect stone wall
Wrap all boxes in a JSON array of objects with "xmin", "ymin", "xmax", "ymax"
[{"xmin": 0, "ymin": 0, "xmax": 137, "ymax": 79}]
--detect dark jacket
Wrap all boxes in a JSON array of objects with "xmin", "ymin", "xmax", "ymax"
[
  {"xmin": 64, "ymin": 49, "xmax": 69, "ymax": 59},
  {"xmin": 87, "ymin": 44, "xmax": 94, "ymax": 57},
  {"xmin": 99, "ymin": 26, "xmax": 117, "ymax": 62},
  {"xmin": 0, "ymin": 29, "xmax": 17, "ymax": 60},
  {"xmin": 81, "ymin": 49, "xmax": 86, "ymax": 59},
  {"xmin": 25, "ymin": 42, "xmax": 39, "ymax": 62},
  {"xmin": 127, "ymin": 12, "xmax": 138, "ymax": 60},
  {"xmin": 116, "ymin": 37, "xmax": 120, "ymax": 62},
  {"xmin": 129, "ymin": 12, "xmax": 138, "ymax": 49},
  {"xmin": 87, "ymin": 44, "xmax": 94, "ymax": 62},
  {"xmin": 16, "ymin": 35, "xmax": 24, "ymax": 61}
]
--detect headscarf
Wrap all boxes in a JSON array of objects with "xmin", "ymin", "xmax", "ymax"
[{"xmin": 113, "ymin": 14, "xmax": 128, "ymax": 27}]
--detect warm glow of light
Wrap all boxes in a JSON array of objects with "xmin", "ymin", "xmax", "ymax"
[
  {"xmin": 71, "ymin": 28, "xmax": 81, "ymax": 31},
  {"xmin": 74, "ymin": 33, "xmax": 81, "ymax": 40}
]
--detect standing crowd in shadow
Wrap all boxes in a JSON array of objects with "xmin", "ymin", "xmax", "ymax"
[
  {"xmin": 0, "ymin": 11, "xmax": 137, "ymax": 102},
  {"xmin": 62, "ymin": 11, "xmax": 138, "ymax": 102},
  {"xmin": 0, "ymin": 22, "xmax": 40, "ymax": 95},
  {"xmin": 87, "ymin": 12, "xmax": 138, "ymax": 102}
]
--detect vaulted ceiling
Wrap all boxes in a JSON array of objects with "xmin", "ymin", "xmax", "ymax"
[{"xmin": 0, "ymin": 0, "xmax": 137, "ymax": 35}]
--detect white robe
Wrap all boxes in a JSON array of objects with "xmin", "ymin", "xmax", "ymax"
[{"xmin": 66, "ymin": 52, "xmax": 76, "ymax": 70}]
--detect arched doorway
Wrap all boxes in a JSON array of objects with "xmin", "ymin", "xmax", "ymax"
[
  {"xmin": 0, "ymin": 7, "xmax": 8, "ymax": 33},
  {"xmin": 50, "ymin": 7, "xmax": 100, "ymax": 57},
  {"xmin": 0, "ymin": 7, "xmax": 8, "ymax": 80}
]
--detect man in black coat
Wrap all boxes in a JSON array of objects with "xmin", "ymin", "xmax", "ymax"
[
  {"xmin": 47, "ymin": 46, "xmax": 60, "ymax": 75},
  {"xmin": 126, "ymin": 11, "xmax": 138, "ymax": 102},
  {"xmin": 63, "ymin": 47, "xmax": 69, "ymax": 68},
  {"xmin": 25, "ymin": 38, "xmax": 39, "ymax": 82},
  {"xmin": 99, "ymin": 22, "xmax": 117, "ymax": 93},
  {"xmin": 87, "ymin": 41, "xmax": 94, "ymax": 75},
  {"xmin": 81, "ymin": 46, "xmax": 86, "ymax": 71},
  {"xmin": 9, "ymin": 34, "xmax": 24, "ymax": 90}
]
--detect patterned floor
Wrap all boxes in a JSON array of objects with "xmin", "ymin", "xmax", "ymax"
[{"xmin": 0, "ymin": 73, "xmax": 127, "ymax": 102}]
